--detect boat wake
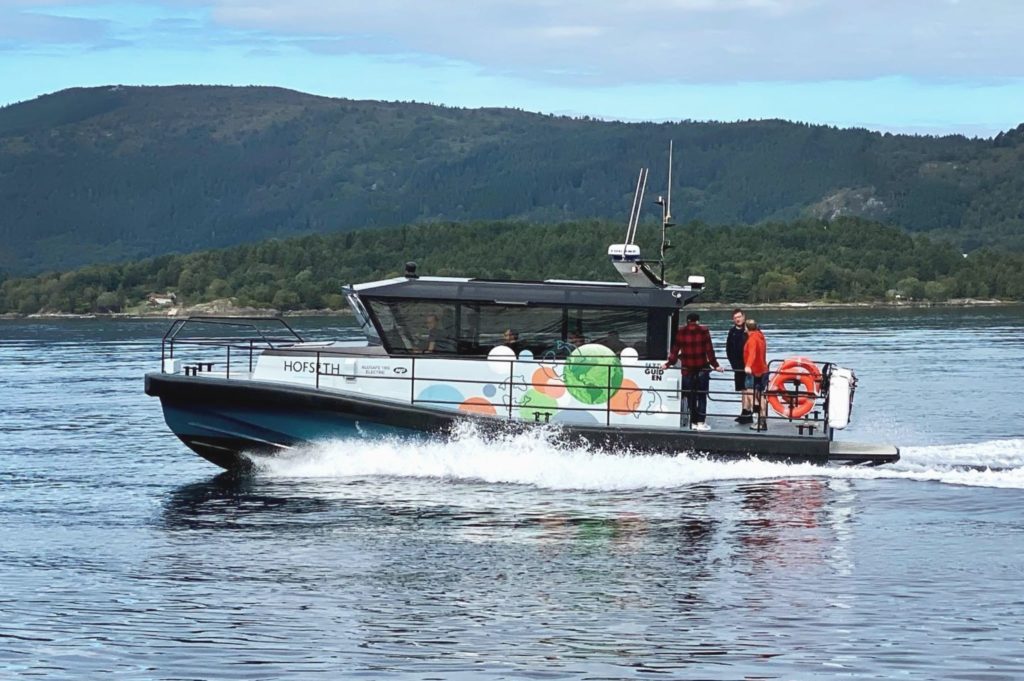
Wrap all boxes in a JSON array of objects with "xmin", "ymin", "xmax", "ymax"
[{"xmin": 245, "ymin": 427, "xmax": 1024, "ymax": 491}]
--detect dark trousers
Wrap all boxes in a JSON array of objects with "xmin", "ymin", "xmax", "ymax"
[{"xmin": 680, "ymin": 370, "xmax": 710, "ymax": 425}]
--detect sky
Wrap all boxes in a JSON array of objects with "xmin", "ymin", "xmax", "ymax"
[{"xmin": 1, "ymin": 0, "xmax": 1023, "ymax": 136}]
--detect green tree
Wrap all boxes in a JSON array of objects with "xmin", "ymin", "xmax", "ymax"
[
  {"xmin": 923, "ymin": 281, "xmax": 947, "ymax": 301},
  {"xmin": 271, "ymin": 289, "xmax": 301, "ymax": 310},
  {"xmin": 896, "ymin": 277, "xmax": 925, "ymax": 300},
  {"xmin": 94, "ymin": 291, "xmax": 121, "ymax": 312},
  {"xmin": 755, "ymin": 271, "xmax": 799, "ymax": 302}
]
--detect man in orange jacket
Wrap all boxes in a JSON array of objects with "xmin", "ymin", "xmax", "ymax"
[{"xmin": 743, "ymin": 319, "xmax": 769, "ymax": 431}]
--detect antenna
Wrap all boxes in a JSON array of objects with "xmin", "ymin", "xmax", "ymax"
[
  {"xmin": 666, "ymin": 139, "xmax": 673, "ymax": 223},
  {"xmin": 659, "ymin": 140, "xmax": 675, "ymax": 261},
  {"xmin": 607, "ymin": 148, "xmax": 674, "ymax": 289},
  {"xmin": 637, "ymin": 167, "xmax": 648, "ymax": 242},
  {"xmin": 626, "ymin": 167, "xmax": 648, "ymax": 245},
  {"xmin": 625, "ymin": 169, "xmax": 640, "ymax": 243},
  {"xmin": 651, "ymin": 141, "xmax": 676, "ymax": 285}
]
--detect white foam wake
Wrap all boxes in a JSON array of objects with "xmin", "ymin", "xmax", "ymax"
[
  {"xmin": 246, "ymin": 428, "xmax": 1024, "ymax": 491},
  {"xmin": 897, "ymin": 438, "xmax": 1024, "ymax": 471}
]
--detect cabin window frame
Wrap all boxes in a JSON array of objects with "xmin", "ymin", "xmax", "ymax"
[
  {"xmin": 361, "ymin": 296, "xmax": 674, "ymax": 360},
  {"xmin": 346, "ymin": 293, "xmax": 382, "ymax": 346}
]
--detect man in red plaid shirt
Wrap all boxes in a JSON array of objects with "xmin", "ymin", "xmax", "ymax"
[{"xmin": 662, "ymin": 312, "xmax": 724, "ymax": 430}]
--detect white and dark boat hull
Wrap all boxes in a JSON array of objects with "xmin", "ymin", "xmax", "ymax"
[{"xmin": 145, "ymin": 372, "xmax": 899, "ymax": 470}]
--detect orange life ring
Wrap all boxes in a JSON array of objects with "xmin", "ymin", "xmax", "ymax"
[{"xmin": 767, "ymin": 357, "xmax": 822, "ymax": 419}]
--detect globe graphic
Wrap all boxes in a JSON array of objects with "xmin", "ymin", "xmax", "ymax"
[{"xmin": 563, "ymin": 344, "xmax": 623, "ymax": 405}]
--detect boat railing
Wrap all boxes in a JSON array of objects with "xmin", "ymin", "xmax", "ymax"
[
  {"xmin": 161, "ymin": 316, "xmax": 305, "ymax": 378},
  {"xmin": 394, "ymin": 357, "xmax": 832, "ymax": 433},
  {"xmin": 306, "ymin": 353, "xmax": 832, "ymax": 433},
  {"xmin": 162, "ymin": 330, "xmax": 834, "ymax": 432}
]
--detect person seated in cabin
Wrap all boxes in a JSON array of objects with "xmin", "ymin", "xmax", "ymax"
[
  {"xmin": 416, "ymin": 313, "xmax": 455, "ymax": 354},
  {"xmin": 600, "ymin": 330, "xmax": 627, "ymax": 353},
  {"xmin": 568, "ymin": 330, "xmax": 586, "ymax": 348},
  {"xmin": 500, "ymin": 328, "xmax": 522, "ymax": 354},
  {"xmin": 383, "ymin": 326, "xmax": 411, "ymax": 353}
]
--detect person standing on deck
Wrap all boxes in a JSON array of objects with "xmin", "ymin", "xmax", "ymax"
[
  {"xmin": 743, "ymin": 319, "xmax": 769, "ymax": 431},
  {"xmin": 727, "ymin": 308, "xmax": 752, "ymax": 424},
  {"xmin": 663, "ymin": 312, "xmax": 724, "ymax": 430}
]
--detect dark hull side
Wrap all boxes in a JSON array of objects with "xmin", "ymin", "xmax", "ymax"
[{"xmin": 144, "ymin": 373, "xmax": 898, "ymax": 470}]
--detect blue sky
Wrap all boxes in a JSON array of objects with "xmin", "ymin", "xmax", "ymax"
[{"xmin": 2, "ymin": 0, "xmax": 1023, "ymax": 136}]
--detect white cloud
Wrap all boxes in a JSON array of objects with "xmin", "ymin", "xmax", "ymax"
[
  {"xmin": 2, "ymin": 0, "xmax": 1023, "ymax": 89},
  {"xmin": 193, "ymin": 0, "xmax": 1024, "ymax": 84},
  {"xmin": 0, "ymin": 9, "xmax": 107, "ymax": 45}
]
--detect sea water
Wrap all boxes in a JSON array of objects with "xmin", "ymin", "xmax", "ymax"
[{"xmin": 1, "ymin": 308, "xmax": 1022, "ymax": 679}]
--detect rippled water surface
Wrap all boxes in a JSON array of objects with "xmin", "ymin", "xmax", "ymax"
[{"xmin": 2, "ymin": 307, "xmax": 1023, "ymax": 679}]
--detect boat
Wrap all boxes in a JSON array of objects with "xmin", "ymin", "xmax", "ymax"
[{"xmin": 145, "ymin": 150, "xmax": 900, "ymax": 470}]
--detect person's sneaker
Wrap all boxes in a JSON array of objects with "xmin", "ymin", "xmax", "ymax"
[
  {"xmin": 735, "ymin": 415, "xmax": 754, "ymax": 424},
  {"xmin": 691, "ymin": 422, "xmax": 711, "ymax": 431},
  {"xmin": 750, "ymin": 422, "xmax": 767, "ymax": 431}
]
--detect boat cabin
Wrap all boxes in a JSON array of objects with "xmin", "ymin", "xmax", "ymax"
[{"xmin": 344, "ymin": 272, "xmax": 701, "ymax": 361}]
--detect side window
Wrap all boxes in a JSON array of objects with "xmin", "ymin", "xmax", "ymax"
[
  {"xmin": 567, "ymin": 307, "xmax": 652, "ymax": 357},
  {"xmin": 461, "ymin": 304, "xmax": 564, "ymax": 356},
  {"xmin": 363, "ymin": 298, "xmax": 667, "ymax": 359},
  {"xmin": 347, "ymin": 294, "xmax": 381, "ymax": 345},
  {"xmin": 366, "ymin": 300, "xmax": 408, "ymax": 352},
  {"xmin": 365, "ymin": 300, "xmax": 458, "ymax": 354}
]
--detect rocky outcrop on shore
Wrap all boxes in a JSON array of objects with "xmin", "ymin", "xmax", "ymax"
[{"xmin": 162, "ymin": 298, "xmax": 280, "ymax": 317}]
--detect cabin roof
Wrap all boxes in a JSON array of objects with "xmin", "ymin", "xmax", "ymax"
[{"xmin": 347, "ymin": 276, "xmax": 699, "ymax": 309}]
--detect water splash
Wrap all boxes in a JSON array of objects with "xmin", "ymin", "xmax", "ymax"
[
  {"xmin": 898, "ymin": 438, "xmax": 1024, "ymax": 471},
  {"xmin": 879, "ymin": 438, "xmax": 1024, "ymax": 489},
  {"xmin": 246, "ymin": 427, "xmax": 1024, "ymax": 491}
]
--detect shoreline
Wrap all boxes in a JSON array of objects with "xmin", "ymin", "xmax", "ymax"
[{"xmin": 1, "ymin": 298, "xmax": 1015, "ymax": 321}]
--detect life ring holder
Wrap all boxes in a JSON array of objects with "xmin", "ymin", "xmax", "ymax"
[{"xmin": 767, "ymin": 357, "xmax": 822, "ymax": 419}]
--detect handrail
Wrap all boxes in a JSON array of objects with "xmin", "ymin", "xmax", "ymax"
[
  {"xmin": 401, "ymin": 366, "xmax": 827, "ymax": 428},
  {"xmin": 161, "ymin": 332, "xmax": 832, "ymax": 431},
  {"xmin": 160, "ymin": 316, "xmax": 305, "ymax": 370},
  {"xmin": 162, "ymin": 316, "xmax": 304, "ymax": 345}
]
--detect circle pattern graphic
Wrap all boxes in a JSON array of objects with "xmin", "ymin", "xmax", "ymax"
[
  {"xmin": 460, "ymin": 397, "xmax": 497, "ymax": 415},
  {"xmin": 519, "ymin": 389, "xmax": 558, "ymax": 421}
]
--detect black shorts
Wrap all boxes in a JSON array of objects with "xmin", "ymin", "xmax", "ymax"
[
  {"xmin": 745, "ymin": 373, "xmax": 769, "ymax": 392},
  {"xmin": 733, "ymin": 370, "xmax": 745, "ymax": 391}
]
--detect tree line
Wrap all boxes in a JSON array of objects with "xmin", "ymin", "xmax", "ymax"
[{"xmin": 2, "ymin": 217, "xmax": 1021, "ymax": 315}]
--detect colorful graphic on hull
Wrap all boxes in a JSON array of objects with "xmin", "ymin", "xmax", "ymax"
[{"xmin": 413, "ymin": 344, "xmax": 670, "ymax": 424}]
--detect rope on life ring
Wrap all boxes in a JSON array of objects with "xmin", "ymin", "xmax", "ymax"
[{"xmin": 767, "ymin": 356, "xmax": 823, "ymax": 419}]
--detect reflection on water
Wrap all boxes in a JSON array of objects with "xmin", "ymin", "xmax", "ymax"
[
  {"xmin": 2, "ymin": 310, "xmax": 1024, "ymax": 679},
  {"xmin": 161, "ymin": 472, "xmax": 334, "ymax": 531},
  {"xmin": 159, "ymin": 471, "xmax": 853, "ymax": 597}
]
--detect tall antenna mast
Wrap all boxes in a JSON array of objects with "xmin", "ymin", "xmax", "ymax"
[
  {"xmin": 660, "ymin": 140, "xmax": 674, "ymax": 258},
  {"xmin": 666, "ymin": 140, "xmax": 673, "ymax": 225},
  {"xmin": 655, "ymin": 140, "xmax": 675, "ymax": 284}
]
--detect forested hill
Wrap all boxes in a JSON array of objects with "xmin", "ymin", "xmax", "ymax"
[{"xmin": 2, "ymin": 84, "xmax": 1024, "ymax": 275}]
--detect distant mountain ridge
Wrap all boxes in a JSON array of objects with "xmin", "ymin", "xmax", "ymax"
[{"xmin": 1, "ymin": 85, "xmax": 1023, "ymax": 274}]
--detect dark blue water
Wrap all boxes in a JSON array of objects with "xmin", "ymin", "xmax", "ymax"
[{"xmin": 2, "ymin": 308, "xmax": 1023, "ymax": 679}]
